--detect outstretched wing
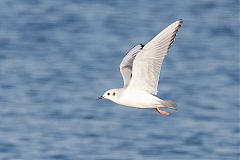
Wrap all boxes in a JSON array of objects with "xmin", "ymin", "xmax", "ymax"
[
  {"xmin": 127, "ymin": 19, "xmax": 183, "ymax": 95},
  {"xmin": 120, "ymin": 44, "xmax": 144, "ymax": 88}
]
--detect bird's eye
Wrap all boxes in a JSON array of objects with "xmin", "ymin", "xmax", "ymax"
[
  {"xmin": 107, "ymin": 93, "xmax": 110, "ymax": 95},
  {"xmin": 112, "ymin": 92, "xmax": 116, "ymax": 96}
]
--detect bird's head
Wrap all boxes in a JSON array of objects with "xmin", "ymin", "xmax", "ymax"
[{"xmin": 97, "ymin": 89, "xmax": 118, "ymax": 101}]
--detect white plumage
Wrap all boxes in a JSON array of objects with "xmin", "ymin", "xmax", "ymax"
[{"xmin": 99, "ymin": 19, "xmax": 183, "ymax": 116}]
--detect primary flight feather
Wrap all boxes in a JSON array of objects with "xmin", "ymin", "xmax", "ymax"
[{"xmin": 98, "ymin": 19, "xmax": 183, "ymax": 116}]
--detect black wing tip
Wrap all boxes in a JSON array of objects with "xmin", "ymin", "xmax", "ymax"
[
  {"xmin": 178, "ymin": 19, "xmax": 183, "ymax": 24},
  {"xmin": 167, "ymin": 19, "xmax": 183, "ymax": 50},
  {"xmin": 178, "ymin": 19, "xmax": 183, "ymax": 28},
  {"xmin": 140, "ymin": 43, "xmax": 144, "ymax": 49}
]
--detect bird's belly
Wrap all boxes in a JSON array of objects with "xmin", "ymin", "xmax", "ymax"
[{"xmin": 116, "ymin": 92, "xmax": 159, "ymax": 108}]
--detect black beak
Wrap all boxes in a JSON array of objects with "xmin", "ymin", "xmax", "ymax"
[{"xmin": 97, "ymin": 96, "xmax": 104, "ymax": 100}]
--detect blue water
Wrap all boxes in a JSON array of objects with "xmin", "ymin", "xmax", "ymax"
[{"xmin": 0, "ymin": 0, "xmax": 239, "ymax": 160}]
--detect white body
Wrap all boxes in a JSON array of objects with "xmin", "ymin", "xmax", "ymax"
[
  {"xmin": 114, "ymin": 90, "xmax": 164, "ymax": 108},
  {"xmin": 99, "ymin": 19, "xmax": 183, "ymax": 110}
]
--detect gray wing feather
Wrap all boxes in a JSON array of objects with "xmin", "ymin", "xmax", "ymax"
[
  {"xmin": 120, "ymin": 44, "xmax": 144, "ymax": 88},
  {"xmin": 127, "ymin": 19, "xmax": 183, "ymax": 95}
]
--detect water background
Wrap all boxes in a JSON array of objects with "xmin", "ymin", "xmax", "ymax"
[{"xmin": 0, "ymin": 0, "xmax": 239, "ymax": 159}]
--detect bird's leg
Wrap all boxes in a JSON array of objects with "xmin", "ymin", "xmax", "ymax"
[{"xmin": 155, "ymin": 107, "xmax": 170, "ymax": 116}]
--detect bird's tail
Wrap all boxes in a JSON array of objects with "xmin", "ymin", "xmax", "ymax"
[{"xmin": 160, "ymin": 100, "xmax": 177, "ymax": 110}]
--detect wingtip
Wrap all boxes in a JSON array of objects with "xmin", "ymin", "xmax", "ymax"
[
  {"xmin": 178, "ymin": 19, "xmax": 183, "ymax": 24},
  {"xmin": 140, "ymin": 43, "xmax": 144, "ymax": 49}
]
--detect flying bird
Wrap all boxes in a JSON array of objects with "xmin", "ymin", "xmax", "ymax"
[{"xmin": 98, "ymin": 19, "xmax": 183, "ymax": 116}]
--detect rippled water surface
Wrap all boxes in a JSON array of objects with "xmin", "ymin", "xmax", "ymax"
[{"xmin": 0, "ymin": 0, "xmax": 239, "ymax": 160}]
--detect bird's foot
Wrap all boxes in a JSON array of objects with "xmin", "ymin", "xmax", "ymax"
[{"xmin": 155, "ymin": 107, "xmax": 170, "ymax": 116}]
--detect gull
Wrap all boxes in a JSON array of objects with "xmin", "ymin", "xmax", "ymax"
[{"xmin": 98, "ymin": 19, "xmax": 183, "ymax": 116}]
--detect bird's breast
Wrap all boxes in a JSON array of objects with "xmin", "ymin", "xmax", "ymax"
[{"xmin": 116, "ymin": 90, "xmax": 159, "ymax": 108}]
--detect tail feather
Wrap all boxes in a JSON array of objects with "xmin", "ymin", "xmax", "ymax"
[{"xmin": 161, "ymin": 100, "xmax": 177, "ymax": 110}]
